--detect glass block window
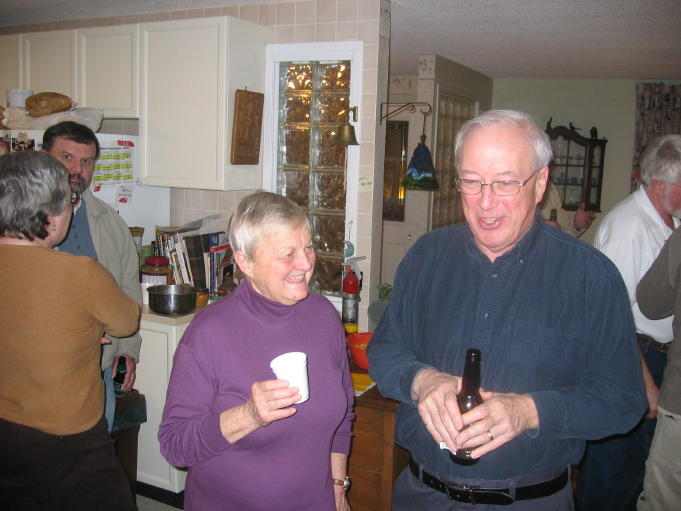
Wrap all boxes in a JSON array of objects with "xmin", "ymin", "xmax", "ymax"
[
  {"xmin": 431, "ymin": 94, "xmax": 477, "ymax": 229},
  {"xmin": 276, "ymin": 60, "xmax": 351, "ymax": 297}
]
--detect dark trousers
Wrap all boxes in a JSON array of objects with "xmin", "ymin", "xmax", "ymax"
[
  {"xmin": 0, "ymin": 415, "xmax": 136, "ymax": 511},
  {"xmin": 574, "ymin": 346, "xmax": 667, "ymax": 511}
]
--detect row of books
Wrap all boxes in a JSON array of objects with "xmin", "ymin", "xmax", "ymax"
[{"xmin": 153, "ymin": 229, "xmax": 232, "ymax": 295}]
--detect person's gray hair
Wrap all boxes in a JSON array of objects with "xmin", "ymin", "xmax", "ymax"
[
  {"xmin": 0, "ymin": 151, "xmax": 71, "ymax": 241},
  {"xmin": 229, "ymin": 191, "xmax": 310, "ymax": 260},
  {"xmin": 454, "ymin": 110, "xmax": 553, "ymax": 172},
  {"xmin": 639, "ymin": 135, "xmax": 681, "ymax": 186}
]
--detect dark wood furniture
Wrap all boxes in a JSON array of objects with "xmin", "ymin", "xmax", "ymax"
[
  {"xmin": 348, "ymin": 386, "xmax": 409, "ymax": 511},
  {"xmin": 546, "ymin": 124, "xmax": 607, "ymax": 212}
]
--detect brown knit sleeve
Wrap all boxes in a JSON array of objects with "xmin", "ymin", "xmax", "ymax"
[{"xmin": 85, "ymin": 258, "xmax": 140, "ymax": 338}]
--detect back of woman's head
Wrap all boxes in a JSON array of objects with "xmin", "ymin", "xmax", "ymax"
[
  {"xmin": 0, "ymin": 151, "xmax": 71, "ymax": 240},
  {"xmin": 229, "ymin": 191, "xmax": 309, "ymax": 260}
]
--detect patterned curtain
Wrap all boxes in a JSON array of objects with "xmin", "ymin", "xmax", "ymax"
[{"xmin": 632, "ymin": 83, "xmax": 681, "ymax": 190}]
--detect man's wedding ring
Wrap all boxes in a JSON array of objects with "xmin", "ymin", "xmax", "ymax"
[{"xmin": 487, "ymin": 429, "xmax": 494, "ymax": 441}]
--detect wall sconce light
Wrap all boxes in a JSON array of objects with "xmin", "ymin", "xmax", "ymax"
[{"xmin": 337, "ymin": 106, "xmax": 359, "ymax": 146}]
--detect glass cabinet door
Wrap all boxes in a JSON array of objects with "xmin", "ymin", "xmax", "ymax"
[{"xmin": 547, "ymin": 125, "xmax": 606, "ymax": 212}]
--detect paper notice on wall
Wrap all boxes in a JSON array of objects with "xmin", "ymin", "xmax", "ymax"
[
  {"xmin": 115, "ymin": 183, "xmax": 134, "ymax": 203},
  {"xmin": 92, "ymin": 138, "xmax": 135, "ymax": 188}
]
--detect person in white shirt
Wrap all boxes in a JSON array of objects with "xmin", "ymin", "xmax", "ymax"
[{"xmin": 575, "ymin": 134, "xmax": 681, "ymax": 511}]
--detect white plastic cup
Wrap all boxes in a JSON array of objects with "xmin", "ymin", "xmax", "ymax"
[{"xmin": 270, "ymin": 351, "xmax": 309, "ymax": 404}]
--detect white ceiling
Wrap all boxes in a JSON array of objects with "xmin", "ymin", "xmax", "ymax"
[
  {"xmin": 390, "ymin": 0, "xmax": 681, "ymax": 79},
  {"xmin": 1, "ymin": 0, "xmax": 679, "ymax": 79}
]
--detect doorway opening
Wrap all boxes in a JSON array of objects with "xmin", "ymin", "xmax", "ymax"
[{"xmin": 383, "ymin": 120, "xmax": 408, "ymax": 222}]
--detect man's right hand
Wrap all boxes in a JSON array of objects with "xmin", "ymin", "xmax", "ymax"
[{"xmin": 412, "ymin": 368, "xmax": 464, "ymax": 452}]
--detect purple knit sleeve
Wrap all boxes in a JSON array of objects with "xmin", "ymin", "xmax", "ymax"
[
  {"xmin": 158, "ymin": 338, "xmax": 232, "ymax": 467},
  {"xmin": 330, "ymin": 320, "xmax": 355, "ymax": 454}
]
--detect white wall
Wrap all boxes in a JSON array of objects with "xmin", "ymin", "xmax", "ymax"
[{"xmin": 492, "ymin": 79, "xmax": 637, "ymax": 244}]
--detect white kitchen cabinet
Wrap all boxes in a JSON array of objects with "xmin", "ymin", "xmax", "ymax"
[
  {"xmin": 136, "ymin": 310, "xmax": 194, "ymax": 492},
  {"xmin": 22, "ymin": 30, "xmax": 77, "ymax": 99},
  {"xmin": 77, "ymin": 25, "xmax": 139, "ymax": 118},
  {"xmin": 139, "ymin": 16, "xmax": 267, "ymax": 190},
  {"xmin": 0, "ymin": 34, "xmax": 22, "ymax": 108}
]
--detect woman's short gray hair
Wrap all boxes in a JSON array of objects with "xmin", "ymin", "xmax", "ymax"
[
  {"xmin": 0, "ymin": 151, "xmax": 71, "ymax": 240},
  {"xmin": 454, "ymin": 110, "xmax": 553, "ymax": 172},
  {"xmin": 229, "ymin": 191, "xmax": 310, "ymax": 260},
  {"xmin": 639, "ymin": 134, "xmax": 681, "ymax": 186}
]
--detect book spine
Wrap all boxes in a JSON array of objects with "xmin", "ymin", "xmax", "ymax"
[
  {"xmin": 209, "ymin": 250, "xmax": 216, "ymax": 294},
  {"xmin": 180, "ymin": 238, "xmax": 194, "ymax": 286},
  {"xmin": 173, "ymin": 234, "xmax": 191, "ymax": 285}
]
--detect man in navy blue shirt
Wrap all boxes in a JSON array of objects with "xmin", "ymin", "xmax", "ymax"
[{"xmin": 368, "ymin": 110, "xmax": 647, "ymax": 510}]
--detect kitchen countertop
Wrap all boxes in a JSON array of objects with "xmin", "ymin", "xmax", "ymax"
[{"xmin": 141, "ymin": 304, "xmax": 196, "ymax": 326}]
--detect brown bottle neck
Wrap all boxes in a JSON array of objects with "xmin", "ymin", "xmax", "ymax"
[{"xmin": 459, "ymin": 349, "xmax": 481, "ymax": 394}]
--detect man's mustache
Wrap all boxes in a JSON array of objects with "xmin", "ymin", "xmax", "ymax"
[{"xmin": 69, "ymin": 174, "xmax": 87, "ymax": 192}]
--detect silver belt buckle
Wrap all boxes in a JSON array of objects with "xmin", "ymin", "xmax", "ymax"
[
  {"xmin": 445, "ymin": 483, "xmax": 515, "ymax": 505},
  {"xmin": 444, "ymin": 482, "xmax": 478, "ymax": 503}
]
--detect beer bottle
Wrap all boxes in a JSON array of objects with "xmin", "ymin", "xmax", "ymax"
[{"xmin": 450, "ymin": 348, "xmax": 483, "ymax": 464}]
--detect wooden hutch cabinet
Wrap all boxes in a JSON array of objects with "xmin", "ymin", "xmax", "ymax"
[
  {"xmin": 546, "ymin": 123, "xmax": 607, "ymax": 212},
  {"xmin": 348, "ymin": 387, "xmax": 409, "ymax": 511}
]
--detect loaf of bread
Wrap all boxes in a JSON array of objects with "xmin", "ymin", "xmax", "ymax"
[{"xmin": 25, "ymin": 92, "xmax": 72, "ymax": 118}]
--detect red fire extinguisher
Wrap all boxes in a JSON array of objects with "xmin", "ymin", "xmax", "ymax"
[{"xmin": 342, "ymin": 264, "xmax": 360, "ymax": 334}]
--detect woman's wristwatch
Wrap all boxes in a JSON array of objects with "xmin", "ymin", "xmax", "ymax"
[{"xmin": 333, "ymin": 476, "xmax": 351, "ymax": 491}]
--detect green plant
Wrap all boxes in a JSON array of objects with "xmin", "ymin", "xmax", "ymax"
[{"xmin": 377, "ymin": 283, "xmax": 392, "ymax": 302}]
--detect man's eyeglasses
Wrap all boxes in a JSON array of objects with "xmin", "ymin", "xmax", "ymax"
[
  {"xmin": 69, "ymin": 191, "xmax": 80, "ymax": 205},
  {"xmin": 456, "ymin": 169, "xmax": 539, "ymax": 197}
]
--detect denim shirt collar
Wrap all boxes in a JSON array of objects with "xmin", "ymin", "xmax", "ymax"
[{"xmin": 464, "ymin": 208, "xmax": 544, "ymax": 268}]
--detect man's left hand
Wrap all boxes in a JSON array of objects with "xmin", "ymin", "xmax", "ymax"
[
  {"xmin": 453, "ymin": 391, "xmax": 539, "ymax": 459},
  {"xmin": 112, "ymin": 354, "xmax": 137, "ymax": 392}
]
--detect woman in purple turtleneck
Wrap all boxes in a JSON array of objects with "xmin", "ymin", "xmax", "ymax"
[{"xmin": 159, "ymin": 192, "xmax": 354, "ymax": 511}]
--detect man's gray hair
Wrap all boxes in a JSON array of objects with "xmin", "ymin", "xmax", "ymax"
[
  {"xmin": 229, "ymin": 190, "xmax": 310, "ymax": 260},
  {"xmin": 640, "ymin": 134, "xmax": 681, "ymax": 186},
  {"xmin": 0, "ymin": 151, "xmax": 71, "ymax": 241},
  {"xmin": 454, "ymin": 110, "xmax": 553, "ymax": 172}
]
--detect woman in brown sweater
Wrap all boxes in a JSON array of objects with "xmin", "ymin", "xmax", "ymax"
[{"xmin": 0, "ymin": 151, "xmax": 140, "ymax": 511}]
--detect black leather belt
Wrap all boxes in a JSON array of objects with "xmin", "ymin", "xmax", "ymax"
[
  {"xmin": 637, "ymin": 334, "xmax": 670, "ymax": 354},
  {"xmin": 409, "ymin": 459, "xmax": 568, "ymax": 505}
]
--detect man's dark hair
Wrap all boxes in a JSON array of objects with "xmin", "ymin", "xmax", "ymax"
[{"xmin": 42, "ymin": 121, "xmax": 100, "ymax": 159}]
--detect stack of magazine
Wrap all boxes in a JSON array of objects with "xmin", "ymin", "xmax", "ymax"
[{"xmin": 155, "ymin": 217, "xmax": 232, "ymax": 296}]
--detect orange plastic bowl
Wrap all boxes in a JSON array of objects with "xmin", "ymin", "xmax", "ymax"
[{"xmin": 348, "ymin": 332, "xmax": 373, "ymax": 370}]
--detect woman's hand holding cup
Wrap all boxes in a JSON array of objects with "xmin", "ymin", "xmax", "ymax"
[{"xmin": 246, "ymin": 379, "xmax": 301, "ymax": 427}]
